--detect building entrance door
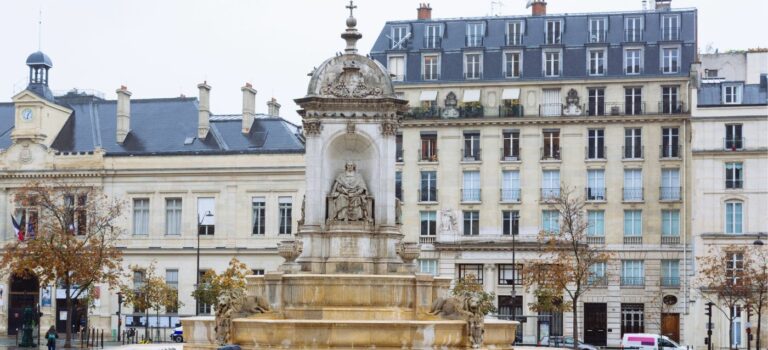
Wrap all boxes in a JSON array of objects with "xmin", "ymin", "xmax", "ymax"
[
  {"xmin": 661, "ymin": 313, "xmax": 680, "ymax": 342},
  {"xmin": 584, "ymin": 303, "xmax": 607, "ymax": 346},
  {"xmin": 7, "ymin": 274, "xmax": 39, "ymax": 336}
]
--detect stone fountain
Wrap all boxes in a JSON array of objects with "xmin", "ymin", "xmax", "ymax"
[{"xmin": 182, "ymin": 3, "xmax": 518, "ymax": 349}]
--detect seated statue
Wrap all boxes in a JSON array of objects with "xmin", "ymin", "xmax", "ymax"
[{"xmin": 328, "ymin": 162, "xmax": 373, "ymax": 222}]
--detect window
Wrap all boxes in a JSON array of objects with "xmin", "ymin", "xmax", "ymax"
[
  {"xmin": 501, "ymin": 171, "xmax": 521, "ymax": 202},
  {"xmin": 624, "ymin": 128, "xmax": 642, "ymax": 158},
  {"xmin": 420, "ymin": 171, "xmax": 437, "ymax": 202},
  {"xmin": 12, "ymin": 204, "xmax": 38, "ymax": 241},
  {"xmin": 197, "ymin": 197, "xmax": 215, "ymax": 235},
  {"xmin": 661, "ymin": 86, "xmax": 680, "ymax": 114},
  {"xmin": 546, "ymin": 20, "xmax": 562, "ymax": 44},
  {"xmin": 588, "ymin": 49, "xmax": 606, "ymax": 76},
  {"xmin": 506, "ymin": 21, "xmax": 524, "ymax": 45},
  {"xmin": 462, "ymin": 171, "xmax": 481, "ymax": 202},
  {"xmin": 252, "ymin": 197, "xmax": 266, "ymax": 235},
  {"xmin": 725, "ymin": 201, "xmax": 743, "ymax": 234},
  {"xmin": 502, "ymin": 210, "xmax": 519, "ymax": 236},
  {"xmin": 422, "ymin": 54, "xmax": 440, "ymax": 80},
  {"xmin": 164, "ymin": 198, "xmax": 182, "ymax": 236},
  {"xmin": 587, "ymin": 129, "xmax": 605, "ymax": 159},
  {"xmin": 732, "ymin": 305, "xmax": 743, "ymax": 347},
  {"xmin": 661, "ymin": 260, "xmax": 680, "ymax": 287},
  {"xmin": 625, "ymin": 87, "xmax": 643, "ymax": 115},
  {"xmin": 542, "ymin": 130, "xmax": 560, "ymax": 160},
  {"xmin": 661, "ymin": 127, "xmax": 680, "ymax": 158},
  {"xmin": 725, "ymin": 162, "xmax": 743, "ymax": 189},
  {"xmin": 420, "ymin": 211, "xmax": 437, "ymax": 236},
  {"xmin": 65, "ymin": 194, "xmax": 87, "ymax": 235},
  {"xmin": 166, "ymin": 269, "xmax": 179, "ymax": 313},
  {"xmin": 504, "ymin": 51, "xmax": 521, "ymax": 78},
  {"xmin": 544, "ymin": 51, "xmax": 561, "ymax": 77},
  {"xmin": 463, "ymin": 132, "xmax": 481, "ymax": 161},
  {"xmin": 725, "ymin": 124, "xmax": 743, "ymax": 150},
  {"xmin": 197, "ymin": 270, "xmax": 212, "ymax": 314},
  {"xmin": 395, "ymin": 133, "xmax": 403, "ymax": 162},
  {"xmin": 727, "ymin": 252, "xmax": 745, "ymax": 285},
  {"xmin": 542, "ymin": 210, "xmax": 559, "ymax": 234},
  {"xmin": 624, "ymin": 169, "xmax": 643, "ymax": 201},
  {"xmin": 661, "ymin": 169, "xmax": 680, "ymax": 200},
  {"xmin": 624, "ymin": 49, "xmax": 642, "ymax": 74},
  {"xmin": 419, "ymin": 259, "xmax": 438, "ymax": 276},
  {"xmin": 661, "ymin": 15, "xmax": 680, "ymax": 41},
  {"xmin": 587, "ymin": 211, "xmax": 605, "ymax": 237},
  {"xmin": 463, "ymin": 211, "xmax": 480, "ymax": 236},
  {"xmin": 420, "ymin": 133, "xmax": 438, "ymax": 161},
  {"xmin": 706, "ymin": 69, "xmax": 719, "ymax": 78},
  {"xmin": 587, "ymin": 88, "xmax": 605, "ymax": 116},
  {"xmin": 588, "ymin": 18, "xmax": 607, "ymax": 42},
  {"xmin": 498, "ymin": 264, "xmax": 522, "ymax": 285},
  {"xmin": 542, "ymin": 170, "xmax": 560, "ymax": 199},
  {"xmin": 133, "ymin": 198, "xmax": 149, "ymax": 236},
  {"xmin": 466, "ymin": 22, "xmax": 484, "ymax": 47},
  {"xmin": 622, "ymin": 260, "xmax": 644, "ymax": 286},
  {"xmin": 458, "ymin": 264, "xmax": 484, "ymax": 284},
  {"xmin": 395, "ymin": 171, "xmax": 402, "ymax": 201},
  {"xmin": 538, "ymin": 297, "xmax": 564, "ymax": 336},
  {"xmin": 625, "ymin": 17, "xmax": 643, "ymax": 42},
  {"xmin": 621, "ymin": 304, "xmax": 645, "ymax": 335},
  {"xmin": 662, "ymin": 210, "xmax": 680, "ymax": 237},
  {"xmin": 278, "ymin": 197, "xmax": 292, "ymax": 234},
  {"xmin": 502, "ymin": 131, "xmax": 520, "ymax": 160},
  {"xmin": 589, "ymin": 262, "xmax": 606, "ymax": 285},
  {"xmin": 425, "ymin": 24, "xmax": 442, "ymax": 49},
  {"xmin": 661, "ymin": 47, "xmax": 679, "ymax": 73},
  {"xmin": 624, "ymin": 210, "xmax": 642, "ymax": 237},
  {"xmin": 464, "ymin": 53, "xmax": 482, "ymax": 79},
  {"xmin": 133, "ymin": 270, "xmax": 146, "ymax": 313},
  {"xmin": 723, "ymin": 84, "xmax": 743, "ymax": 104},
  {"xmin": 388, "ymin": 56, "xmax": 405, "ymax": 82},
  {"xmin": 391, "ymin": 25, "xmax": 409, "ymax": 49},
  {"xmin": 587, "ymin": 170, "xmax": 606, "ymax": 201}
]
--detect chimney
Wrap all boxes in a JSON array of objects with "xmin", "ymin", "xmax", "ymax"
[
  {"xmin": 115, "ymin": 85, "xmax": 131, "ymax": 144},
  {"xmin": 417, "ymin": 3, "xmax": 432, "ymax": 20},
  {"xmin": 528, "ymin": 0, "xmax": 547, "ymax": 16},
  {"xmin": 241, "ymin": 82, "xmax": 257, "ymax": 133},
  {"xmin": 655, "ymin": 0, "xmax": 671, "ymax": 10},
  {"xmin": 197, "ymin": 81, "xmax": 211, "ymax": 139},
  {"xmin": 267, "ymin": 98, "xmax": 281, "ymax": 117}
]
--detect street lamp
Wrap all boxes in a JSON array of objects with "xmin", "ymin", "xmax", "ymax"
[
  {"xmin": 195, "ymin": 211, "xmax": 213, "ymax": 316},
  {"xmin": 510, "ymin": 212, "xmax": 519, "ymax": 326},
  {"xmin": 754, "ymin": 232, "xmax": 765, "ymax": 246}
]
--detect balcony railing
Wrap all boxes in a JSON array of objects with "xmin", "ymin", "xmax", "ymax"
[
  {"xmin": 624, "ymin": 29, "xmax": 644, "ymax": 42},
  {"xmin": 539, "ymin": 103, "xmax": 563, "ymax": 117},
  {"xmin": 421, "ymin": 73, "xmax": 441, "ymax": 81},
  {"xmin": 621, "ymin": 277, "xmax": 645, "ymax": 287},
  {"xmin": 463, "ymin": 72, "xmax": 484, "ymax": 80},
  {"xmin": 419, "ymin": 235, "xmax": 436, "ymax": 244},
  {"xmin": 458, "ymin": 106, "xmax": 484, "ymax": 118},
  {"xmin": 396, "ymin": 149, "xmax": 404, "ymax": 162},
  {"xmin": 585, "ymin": 236, "xmax": 605, "ymax": 245},
  {"xmin": 499, "ymin": 105, "xmax": 524, "ymax": 118},
  {"xmin": 661, "ymin": 236, "xmax": 681, "ymax": 245},
  {"xmin": 623, "ymin": 187, "xmax": 644, "ymax": 201},
  {"xmin": 500, "ymin": 148, "xmax": 521, "ymax": 161},
  {"xmin": 588, "ymin": 276, "xmax": 608, "ymax": 287},
  {"xmin": 418, "ymin": 189, "xmax": 438, "ymax": 203},
  {"xmin": 724, "ymin": 138, "xmax": 746, "ymax": 151},
  {"xmin": 624, "ymin": 236, "xmax": 643, "ymax": 245},
  {"xmin": 461, "ymin": 148, "xmax": 482, "ymax": 162},
  {"xmin": 659, "ymin": 102, "xmax": 686, "ymax": 115},
  {"xmin": 541, "ymin": 188, "xmax": 561, "ymax": 201},
  {"xmin": 418, "ymin": 148, "xmax": 438, "ymax": 162},
  {"xmin": 465, "ymin": 35, "xmax": 484, "ymax": 47},
  {"xmin": 500, "ymin": 189, "xmax": 521, "ymax": 203},
  {"xmin": 622, "ymin": 146, "xmax": 644, "ymax": 160},
  {"xmin": 586, "ymin": 187, "xmax": 606, "ymax": 201},
  {"xmin": 660, "ymin": 145, "xmax": 682, "ymax": 159},
  {"xmin": 588, "ymin": 30, "xmax": 607, "ymax": 43},
  {"xmin": 661, "ymin": 276, "xmax": 681, "ymax": 287},
  {"xmin": 424, "ymin": 36, "xmax": 442, "ymax": 49},
  {"xmin": 661, "ymin": 29, "xmax": 680, "ymax": 41},
  {"xmin": 585, "ymin": 102, "xmax": 647, "ymax": 116},
  {"xmin": 660, "ymin": 186, "xmax": 682, "ymax": 201},
  {"xmin": 505, "ymin": 33, "xmax": 524, "ymax": 46},
  {"xmin": 585, "ymin": 146, "xmax": 607, "ymax": 160},
  {"xmin": 726, "ymin": 180, "xmax": 743, "ymax": 189},
  {"xmin": 540, "ymin": 147, "xmax": 561, "ymax": 161},
  {"xmin": 405, "ymin": 107, "xmax": 442, "ymax": 119},
  {"xmin": 461, "ymin": 189, "xmax": 481, "ymax": 202}
]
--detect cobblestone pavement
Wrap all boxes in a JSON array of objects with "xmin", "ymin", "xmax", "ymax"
[{"xmin": 0, "ymin": 336, "xmax": 180, "ymax": 350}]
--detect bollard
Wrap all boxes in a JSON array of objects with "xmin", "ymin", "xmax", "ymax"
[{"xmin": 101, "ymin": 329, "xmax": 104, "ymax": 348}]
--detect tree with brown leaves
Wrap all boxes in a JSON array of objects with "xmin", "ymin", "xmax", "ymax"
[
  {"xmin": 120, "ymin": 261, "xmax": 181, "ymax": 341},
  {"xmin": 0, "ymin": 181, "xmax": 124, "ymax": 347},
  {"xmin": 191, "ymin": 258, "xmax": 249, "ymax": 314},
  {"xmin": 521, "ymin": 186, "xmax": 611, "ymax": 348},
  {"xmin": 745, "ymin": 246, "xmax": 767, "ymax": 350},
  {"xmin": 696, "ymin": 245, "xmax": 751, "ymax": 350},
  {"xmin": 452, "ymin": 274, "xmax": 497, "ymax": 315}
]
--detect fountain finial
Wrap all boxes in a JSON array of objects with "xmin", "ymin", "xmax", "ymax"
[{"xmin": 341, "ymin": 0, "xmax": 362, "ymax": 54}]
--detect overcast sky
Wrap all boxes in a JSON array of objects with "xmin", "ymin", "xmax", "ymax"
[{"xmin": 2, "ymin": 0, "xmax": 767, "ymax": 124}]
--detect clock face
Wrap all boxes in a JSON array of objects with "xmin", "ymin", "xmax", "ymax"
[{"xmin": 21, "ymin": 108, "xmax": 33, "ymax": 121}]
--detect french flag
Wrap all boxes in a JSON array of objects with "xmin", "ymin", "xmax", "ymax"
[{"xmin": 12, "ymin": 214, "xmax": 26, "ymax": 241}]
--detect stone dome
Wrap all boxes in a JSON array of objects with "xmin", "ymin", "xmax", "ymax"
[
  {"xmin": 306, "ymin": 53, "xmax": 396, "ymax": 98},
  {"xmin": 26, "ymin": 51, "xmax": 53, "ymax": 68}
]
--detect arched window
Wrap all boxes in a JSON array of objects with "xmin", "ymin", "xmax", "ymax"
[{"xmin": 724, "ymin": 200, "xmax": 743, "ymax": 234}]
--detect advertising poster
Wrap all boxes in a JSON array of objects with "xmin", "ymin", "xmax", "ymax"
[{"xmin": 41, "ymin": 286, "xmax": 52, "ymax": 307}]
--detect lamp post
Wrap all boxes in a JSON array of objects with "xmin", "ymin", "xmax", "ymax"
[
  {"xmin": 195, "ymin": 211, "xmax": 213, "ymax": 316},
  {"xmin": 510, "ymin": 212, "xmax": 519, "ymax": 328},
  {"xmin": 753, "ymin": 233, "xmax": 765, "ymax": 350}
]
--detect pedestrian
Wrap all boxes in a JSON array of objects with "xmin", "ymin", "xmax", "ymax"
[{"xmin": 45, "ymin": 326, "xmax": 58, "ymax": 350}]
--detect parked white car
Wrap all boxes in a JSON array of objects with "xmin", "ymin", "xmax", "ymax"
[{"xmin": 621, "ymin": 333, "xmax": 686, "ymax": 350}]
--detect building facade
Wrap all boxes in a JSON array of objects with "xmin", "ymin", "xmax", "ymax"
[
  {"xmin": 371, "ymin": 1, "xmax": 696, "ymax": 345},
  {"xmin": 0, "ymin": 52, "xmax": 305, "ymax": 335},
  {"xmin": 688, "ymin": 51, "xmax": 768, "ymax": 349}
]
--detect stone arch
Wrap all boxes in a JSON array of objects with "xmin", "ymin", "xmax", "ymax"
[{"xmin": 321, "ymin": 128, "xmax": 380, "ymax": 198}]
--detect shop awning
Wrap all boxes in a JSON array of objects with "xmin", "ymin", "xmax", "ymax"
[
  {"xmin": 462, "ymin": 89, "xmax": 481, "ymax": 102},
  {"xmin": 502, "ymin": 88, "xmax": 520, "ymax": 100},
  {"xmin": 419, "ymin": 90, "xmax": 438, "ymax": 101}
]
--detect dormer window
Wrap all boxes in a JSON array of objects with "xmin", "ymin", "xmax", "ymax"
[
  {"xmin": 506, "ymin": 21, "xmax": 525, "ymax": 46},
  {"xmin": 625, "ymin": 17, "xmax": 643, "ymax": 42},
  {"xmin": 391, "ymin": 26, "xmax": 410, "ymax": 49},
  {"xmin": 588, "ymin": 49, "xmax": 607, "ymax": 76},
  {"xmin": 588, "ymin": 18, "xmax": 607, "ymax": 43},
  {"xmin": 466, "ymin": 22, "xmax": 485, "ymax": 47},
  {"xmin": 545, "ymin": 20, "xmax": 563, "ymax": 44},
  {"xmin": 723, "ymin": 84, "xmax": 743, "ymax": 104},
  {"xmin": 425, "ymin": 24, "xmax": 443, "ymax": 49},
  {"xmin": 661, "ymin": 15, "xmax": 680, "ymax": 41}
]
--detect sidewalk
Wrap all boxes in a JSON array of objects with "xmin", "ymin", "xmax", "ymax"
[{"xmin": 0, "ymin": 335, "xmax": 154, "ymax": 350}]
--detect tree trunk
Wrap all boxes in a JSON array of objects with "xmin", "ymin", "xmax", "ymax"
[
  {"xmin": 572, "ymin": 296, "xmax": 579, "ymax": 350},
  {"xmin": 144, "ymin": 309, "xmax": 149, "ymax": 341},
  {"xmin": 64, "ymin": 283, "xmax": 73, "ymax": 348},
  {"xmin": 729, "ymin": 308, "xmax": 735, "ymax": 350},
  {"xmin": 756, "ymin": 292, "xmax": 764, "ymax": 350}
]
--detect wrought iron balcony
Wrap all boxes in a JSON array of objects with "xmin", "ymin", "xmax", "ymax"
[
  {"xmin": 588, "ymin": 30, "xmax": 607, "ymax": 43},
  {"xmin": 420, "ymin": 73, "xmax": 441, "ymax": 81},
  {"xmin": 461, "ymin": 189, "xmax": 482, "ymax": 203},
  {"xmin": 661, "ymin": 29, "xmax": 680, "ymax": 41},
  {"xmin": 539, "ymin": 103, "xmax": 563, "ymax": 117},
  {"xmin": 623, "ymin": 187, "xmax": 644, "ymax": 202},
  {"xmin": 726, "ymin": 180, "xmax": 743, "ymax": 189},
  {"xmin": 500, "ymin": 189, "xmax": 521, "ymax": 203},
  {"xmin": 622, "ymin": 146, "xmax": 644, "ymax": 160},
  {"xmin": 500, "ymin": 147, "xmax": 520, "ymax": 162},
  {"xmin": 724, "ymin": 138, "xmax": 745, "ymax": 151},
  {"xmin": 586, "ymin": 102, "xmax": 646, "ymax": 116},
  {"xmin": 621, "ymin": 277, "xmax": 645, "ymax": 287},
  {"xmin": 461, "ymin": 148, "xmax": 482, "ymax": 162},
  {"xmin": 540, "ymin": 147, "xmax": 561, "ymax": 161},
  {"xmin": 624, "ymin": 29, "xmax": 644, "ymax": 42},
  {"xmin": 659, "ymin": 102, "xmax": 686, "ymax": 115},
  {"xmin": 424, "ymin": 36, "xmax": 442, "ymax": 49},
  {"xmin": 458, "ymin": 106, "xmax": 485, "ymax": 118},
  {"xmin": 660, "ymin": 186, "xmax": 682, "ymax": 201},
  {"xmin": 586, "ymin": 187, "xmax": 606, "ymax": 202},
  {"xmin": 585, "ymin": 146, "xmax": 607, "ymax": 160},
  {"xmin": 505, "ymin": 33, "xmax": 524, "ymax": 46},
  {"xmin": 540, "ymin": 188, "xmax": 561, "ymax": 201},
  {"xmin": 405, "ymin": 107, "xmax": 442, "ymax": 119},
  {"xmin": 588, "ymin": 276, "xmax": 608, "ymax": 287},
  {"xmin": 499, "ymin": 105, "xmax": 524, "ymax": 118},
  {"xmin": 465, "ymin": 35, "xmax": 484, "ymax": 47},
  {"xmin": 661, "ymin": 276, "xmax": 680, "ymax": 287},
  {"xmin": 418, "ymin": 189, "xmax": 438, "ymax": 203},
  {"xmin": 418, "ymin": 148, "xmax": 438, "ymax": 162},
  {"xmin": 660, "ymin": 145, "xmax": 682, "ymax": 159}
]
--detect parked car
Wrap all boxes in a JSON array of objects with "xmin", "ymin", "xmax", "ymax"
[
  {"xmin": 170, "ymin": 326, "xmax": 183, "ymax": 343},
  {"xmin": 621, "ymin": 333, "xmax": 686, "ymax": 350},
  {"xmin": 539, "ymin": 336, "xmax": 598, "ymax": 350}
]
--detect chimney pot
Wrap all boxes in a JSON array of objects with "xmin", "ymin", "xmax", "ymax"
[
  {"xmin": 528, "ymin": 0, "xmax": 547, "ymax": 16},
  {"xmin": 655, "ymin": 0, "xmax": 672, "ymax": 10},
  {"xmin": 417, "ymin": 3, "xmax": 432, "ymax": 20},
  {"xmin": 115, "ymin": 86, "xmax": 132, "ymax": 144},
  {"xmin": 267, "ymin": 98, "xmax": 281, "ymax": 117},
  {"xmin": 197, "ymin": 82, "xmax": 212, "ymax": 139},
  {"xmin": 241, "ymin": 84, "xmax": 258, "ymax": 133}
]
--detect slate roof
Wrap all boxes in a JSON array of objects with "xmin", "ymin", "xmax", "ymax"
[
  {"xmin": 0, "ymin": 92, "xmax": 305, "ymax": 156},
  {"xmin": 370, "ymin": 8, "xmax": 697, "ymax": 83},
  {"xmin": 698, "ymin": 82, "xmax": 768, "ymax": 106}
]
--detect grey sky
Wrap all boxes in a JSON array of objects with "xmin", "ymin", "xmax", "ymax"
[{"xmin": 2, "ymin": 0, "xmax": 766, "ymax": 124}]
